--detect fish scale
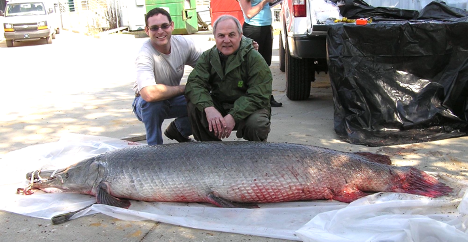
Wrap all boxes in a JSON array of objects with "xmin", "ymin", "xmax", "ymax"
[{"xmin": 28, "ymin": 141, "xmax": 452, "ymax": 206}]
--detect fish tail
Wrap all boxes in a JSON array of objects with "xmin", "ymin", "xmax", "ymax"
[{"xmin": 392, "ymin": 167, "xmax": 452, "ymax": 198}]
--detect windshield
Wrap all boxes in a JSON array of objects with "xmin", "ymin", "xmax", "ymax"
[{"xmin": 5, "ymin": 3, "xmax": 46, "ymax": 16}]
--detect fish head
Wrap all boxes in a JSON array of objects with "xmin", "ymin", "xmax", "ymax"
[{"xmin": 26, "ymin": 158, "xmax": 101, "ymax": 195}]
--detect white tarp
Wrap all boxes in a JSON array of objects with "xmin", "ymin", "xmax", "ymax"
[{"xmin": 1, "ymin": 134, "xmax": 468, "ymax": 241}]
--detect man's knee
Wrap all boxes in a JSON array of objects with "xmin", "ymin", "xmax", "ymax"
[
  {"xmin": 246, "ymin": 109, "xmax": 270, "ymax": 126},
  {"xmin": 186, "ymin": 101, "xmax": 197, "ymax": 113},
  {"xmin": 239, "ymin": 109, "xmax": 271, "ymax": 141},
  {"xmin": 137, "ymin": 100, "xmax": 168, "ymax": 121}
]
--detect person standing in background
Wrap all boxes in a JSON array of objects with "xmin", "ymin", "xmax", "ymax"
[{"xmin": 238, "ymin": 0, "xmax": 283, "ymax": 107}]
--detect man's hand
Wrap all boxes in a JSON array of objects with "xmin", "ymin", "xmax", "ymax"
[
  {"xmin": 204, "ymin": 108, "xmax": 237, "ymax": 139},
  {"xmin": 222, "ymin": 114, "xmax": 236, "ymax": 139},
  {"xmin": 252, "ymin": 40, "xmax": 259, "ymax": 51},
  {"xmin": 205, "ymin": 107, "xmax": 226, "ymax": 139}
]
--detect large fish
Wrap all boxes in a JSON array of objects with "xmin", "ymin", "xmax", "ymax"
[{"xmin": 26, "ymin": 142, "xmax": 451, "ymax": 210}]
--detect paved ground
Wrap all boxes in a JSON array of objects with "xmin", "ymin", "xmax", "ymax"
[{"xmin": 0, "ymin": 30, "xmax": 467, "ymax": 241}]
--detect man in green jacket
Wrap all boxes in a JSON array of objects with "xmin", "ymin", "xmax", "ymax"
[{"xmin": 185, "ymin": 15, "xmax": 272, "ymax": 142}]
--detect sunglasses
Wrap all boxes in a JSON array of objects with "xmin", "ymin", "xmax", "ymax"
[{"xmin": 148, "ymin": 23, "xmax": 171, "ymax": 31}]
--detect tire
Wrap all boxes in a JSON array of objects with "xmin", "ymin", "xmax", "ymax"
[
  {"xmin": 52, "ymin": 32, "xmax": 56, "ymax": 39},
  {"xmin": 285, "ymin": 43, "xmax": 314, "ymax": 101},
  {"xmin": 279, "ymin": 31, "xmax": 285, "ymax": 72},
  {"xmin": 56, "ymin": 28, "xmax": 60, "ymax": 34},
  {"xmin": 46, "ymin": 36, "xmax": 52, "ymax": 44},
  {"xmin": 6, "ymin": 40, "xmax": 13, "ymax": 47}
]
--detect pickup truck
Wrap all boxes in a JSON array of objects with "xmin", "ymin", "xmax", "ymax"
[
  {"xmin": 279, "ymin": 0, "xmax": 468, "ymax": 100},
  {"xmin": 2, "ymin": 0, "xmax": 61, "ymax": 47}
]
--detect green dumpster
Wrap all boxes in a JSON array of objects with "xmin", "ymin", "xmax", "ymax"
[{"xmin": 146, "ymin": 0, "xmax": 198, "ymax": 35}]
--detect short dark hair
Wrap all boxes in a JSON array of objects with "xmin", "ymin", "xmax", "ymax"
[{"xmin": 145, "ymin": 8, "xmax": 172, "ymax": 26}]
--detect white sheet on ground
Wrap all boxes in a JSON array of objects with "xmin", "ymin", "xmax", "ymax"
[{"xmin": 1, "ymin": 134, "xmax": 467, "ymax": 241}]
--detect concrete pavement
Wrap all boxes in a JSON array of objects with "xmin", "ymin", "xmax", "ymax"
[{"xmin": 0, "ymin": 30, "xmax": 467, "ymax": 241}]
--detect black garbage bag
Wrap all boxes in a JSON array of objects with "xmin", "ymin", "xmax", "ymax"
[
  {"xmin": 418, "ymin": 1, "xmax": 468, "ymax": 19},
  {"xmin": 327, "ymin": 18, "xmax": 468, "ymax": 146},
  {"xmin": 329, "ymin": 0, "xmax": 418, "ymax": 20},
  {"xmin": 330, "ymin": 0, "xmax": 468, "ymax": 20}
]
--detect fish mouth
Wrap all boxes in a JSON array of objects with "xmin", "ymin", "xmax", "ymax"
[
  {"xmin": 26, "ymin": 169, "xmax": 67, "ymax": 188},
  {"xmin": 18, "ymin": 169, "xmax": 67, "ymax": 195}
]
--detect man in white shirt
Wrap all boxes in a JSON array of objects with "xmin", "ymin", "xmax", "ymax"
[{"xmin": 132, "ymin": 7, "xmax": 200, "ymax": 145}]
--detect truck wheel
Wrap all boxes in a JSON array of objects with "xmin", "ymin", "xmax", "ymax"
[
  {"xmin": 6, "ymin": 40, "xmax": 13, "ymax": 47},
  {"xmin": 285, "ymin": 44, "xmax": 314, "ymax": 100},
  {"xmin": 46, "ymin": 36, "xmax": 52, "ymax": 44},
  {"xmin": 279, "ymin": 31, "xmax": 285, "ymax": 72}
]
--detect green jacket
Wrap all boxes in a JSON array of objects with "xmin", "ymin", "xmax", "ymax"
[{"xmin": 185, "ymin": 37, "xmax": 272, "ymax": 123}]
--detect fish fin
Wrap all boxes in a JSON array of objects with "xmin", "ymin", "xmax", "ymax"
[
  {"xmin": 206, "ymin": 192, "xmax": 258, "ymax": 208},
  {"xmin": 333, "ymin": 186, "xmax": 369, "ymax": 203},
  {"xmin": 355, "ymin": 152, "xmax": 392, "ymax": 165},
  {"xmin": 207, "ymin": 192, "xmax": 237, "ymax": 208},
  {"xmin": 51, "ymin": 203, "xmax": 94, "ymax": 225},
  {"xmin": 97, "ymin": 182, "xmax": 131, "ymax": 208},
  {"xmin": 392, "ymin": 167, "xmax": 452, "ymax": 198}
]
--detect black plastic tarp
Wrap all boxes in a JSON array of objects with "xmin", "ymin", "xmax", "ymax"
[
  {"xmin": 418, "ymin": 1, "xmax": 468, "ymax": 19},
  {"xmin": 330, "ymin": 0, "xmax": 418, "ymax": 20},
  {"xmin": 327, "ymin": 1, "xmax": 468, "ymax": 146},
  {"xmin": 330, "ymin": 0, "xmax": 468, "ymax": 20}
]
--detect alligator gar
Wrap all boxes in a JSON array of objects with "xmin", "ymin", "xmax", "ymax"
[{"xmin": 26, "ymin": 142, "xmax": 452, "ymax": 208}]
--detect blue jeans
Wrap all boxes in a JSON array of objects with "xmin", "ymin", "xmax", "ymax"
[{"xmin": 132, "ymin": 95, "xmax": 192, "ymax": 145}]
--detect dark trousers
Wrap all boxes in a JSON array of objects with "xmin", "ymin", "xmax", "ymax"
[
  {"xmin": 187, "ymin": 100, "xmax": 271, "ymax": 142},
  {"xmin": 242, "ymin": 23, "xmax": 273, "ymax": 66}
]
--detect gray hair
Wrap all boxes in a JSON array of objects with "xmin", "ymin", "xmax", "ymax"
[{"xmin": 213, "ymin": 15, "xmax": 243, "ymax": 35}]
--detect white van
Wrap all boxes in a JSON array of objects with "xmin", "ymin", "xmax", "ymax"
[{"xmin": 1, "ymin": 0, "xmax": 61, "ymax": 47}]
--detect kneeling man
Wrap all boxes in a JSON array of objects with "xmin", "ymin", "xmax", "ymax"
[{"xmin": 185, "ymin": 15, "xmax": 273, "ymax": 141}]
